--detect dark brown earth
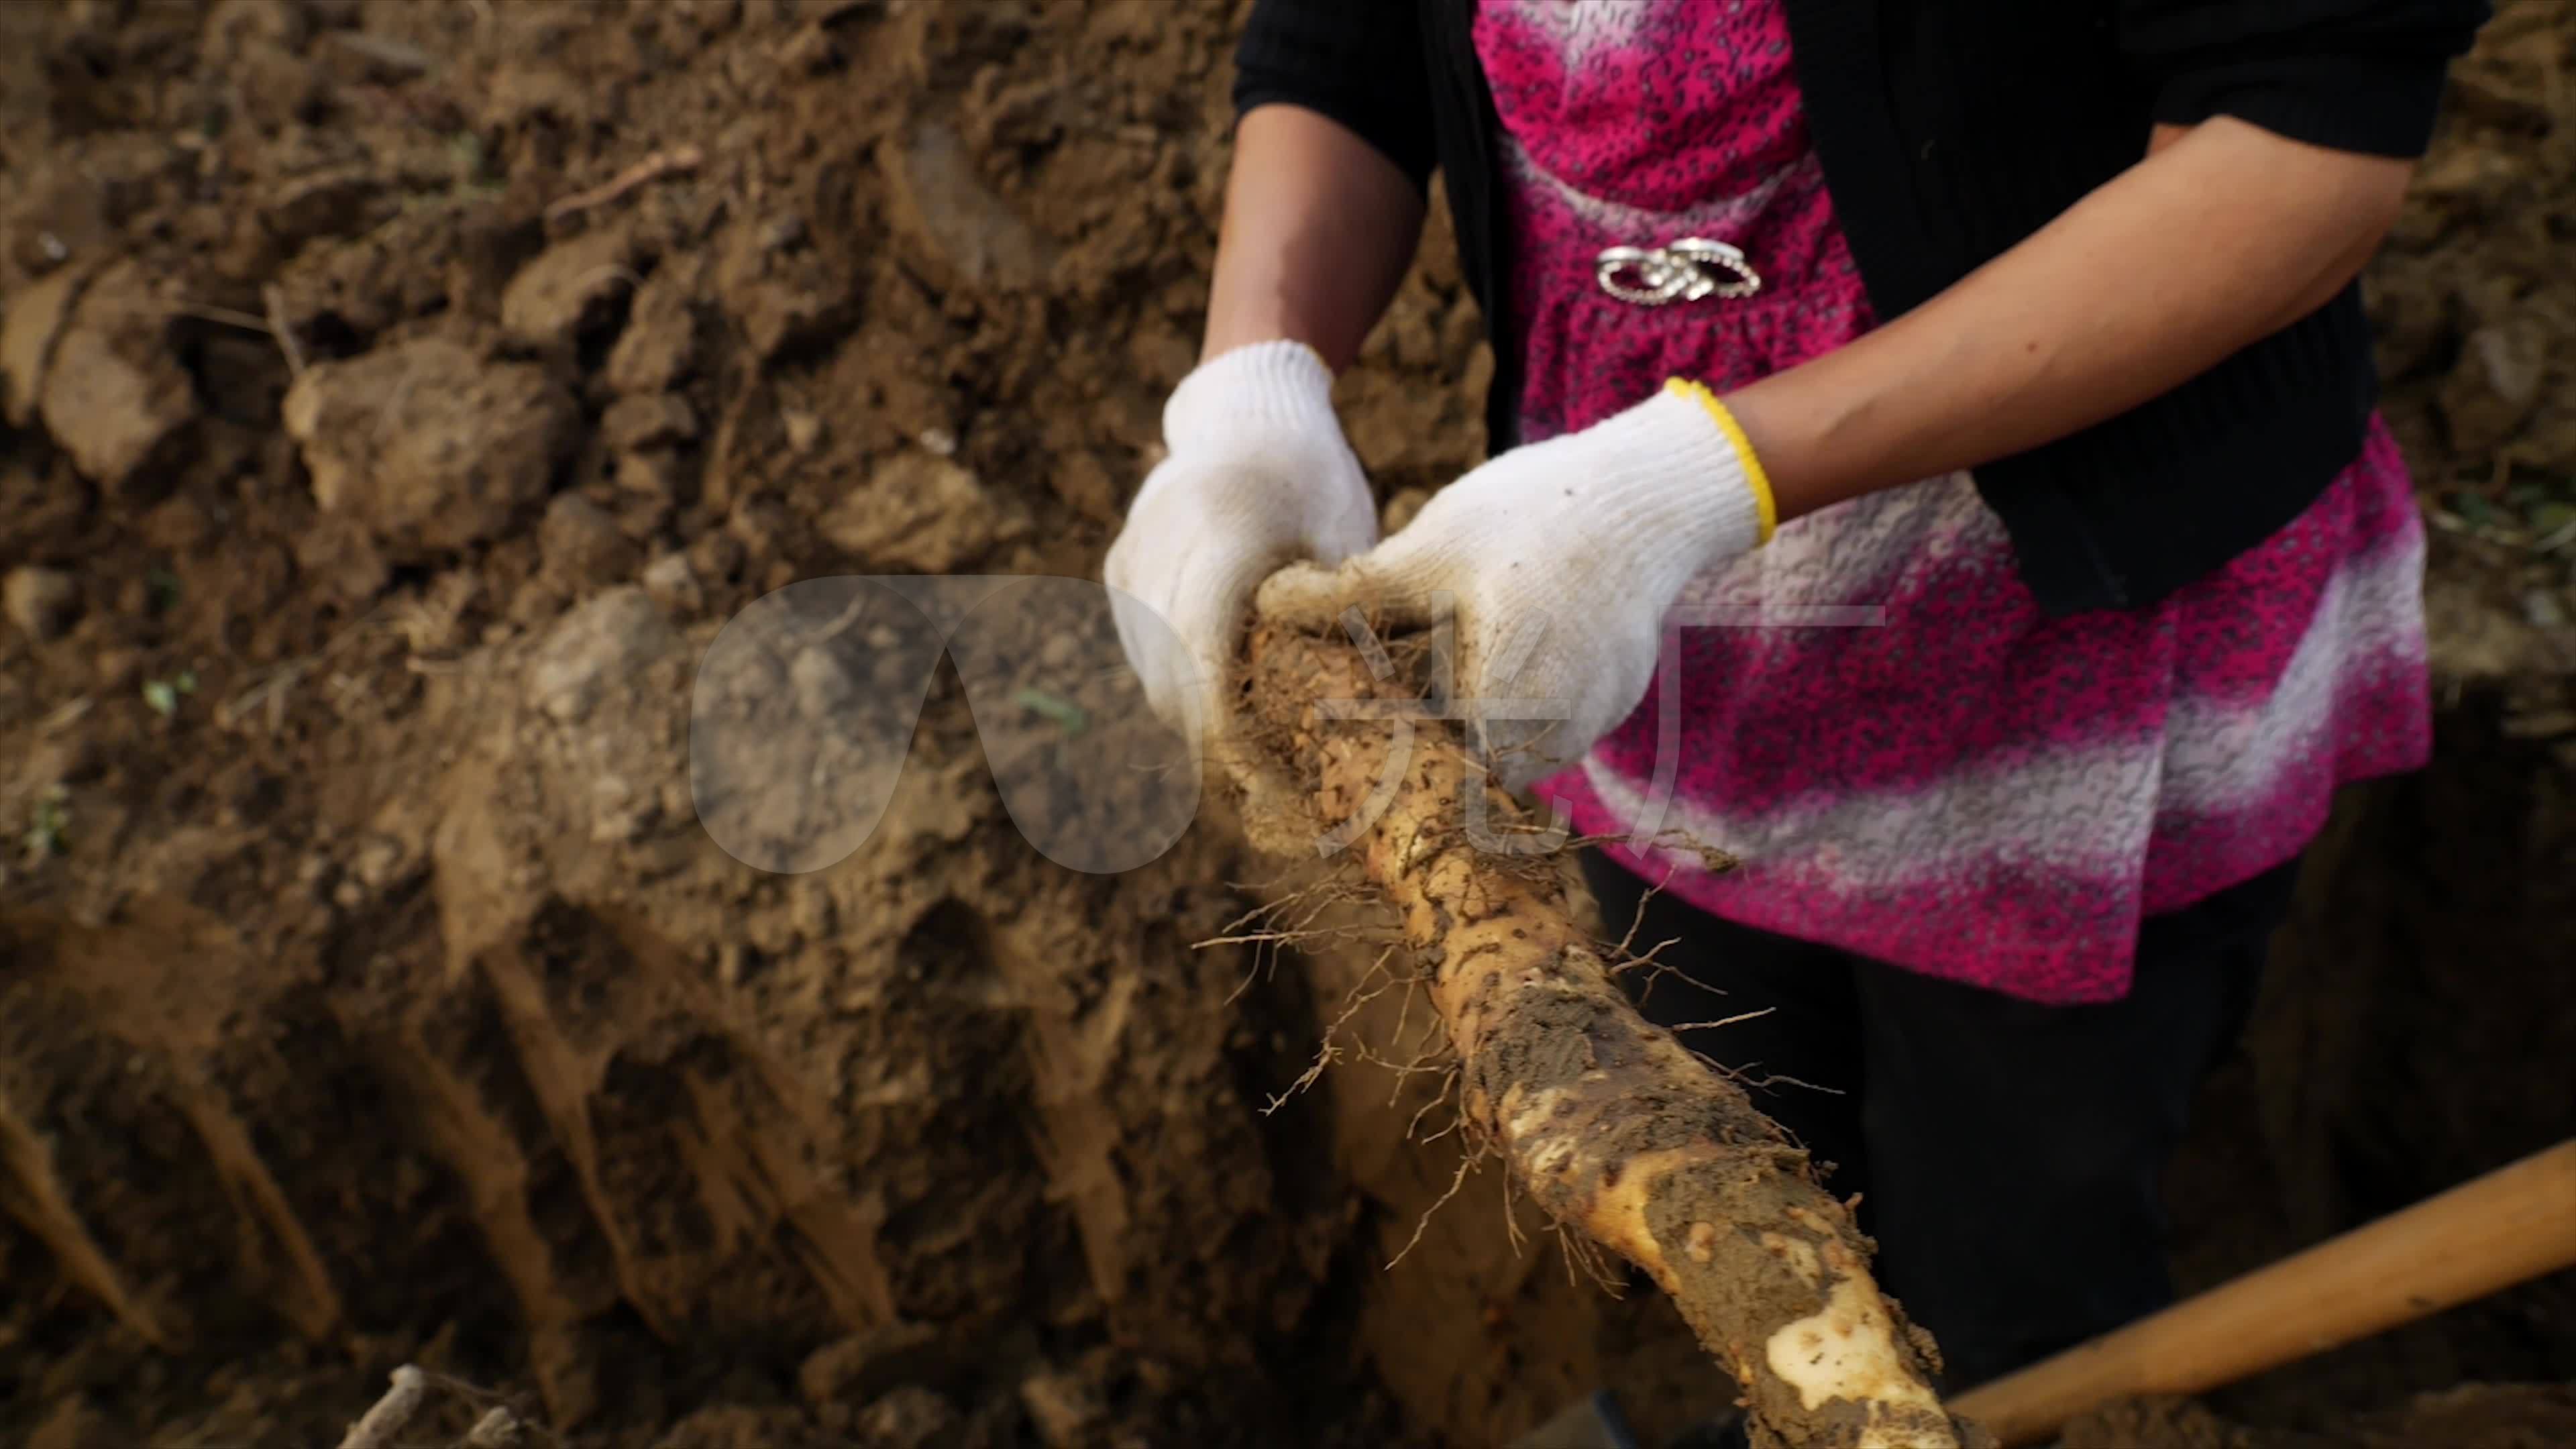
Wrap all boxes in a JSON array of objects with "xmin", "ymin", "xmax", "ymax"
[{"xmin": 0, "ymin": 3, "xmax": 2570, "ymax": 1448}]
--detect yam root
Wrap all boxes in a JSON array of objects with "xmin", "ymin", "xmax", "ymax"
[{"xmin": 1234, "ymin": 617, "xmax": 1980, "ymax": 1449}]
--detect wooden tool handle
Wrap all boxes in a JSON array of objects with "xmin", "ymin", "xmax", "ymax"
[{"xmin": 1950, "ymin": 1139, "xmax": 2576, "ymax": 1447}]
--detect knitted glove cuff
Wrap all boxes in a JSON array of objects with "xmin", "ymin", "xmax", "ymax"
[
  {"xmin": 1160, "ymin": 339, "xmax": 1345, "ymax": 463},
  {"xmin": 1662, "ymin": 378, "xmax": 1779, "ymax": 545},
  {"xmin": 1560, "ymin": 386, "xmax": 1772, "ymax": 590}
]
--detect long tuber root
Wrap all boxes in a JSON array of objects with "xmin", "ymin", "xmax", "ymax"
[{"xmin": 1234, "ymin": 619, "xmax": 1980, "ymax": 1449}]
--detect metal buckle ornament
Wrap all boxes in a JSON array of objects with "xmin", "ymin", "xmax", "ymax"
[{"xmin": 1594, "ymin": 237, "xmax": 1763, "ymax": 306}]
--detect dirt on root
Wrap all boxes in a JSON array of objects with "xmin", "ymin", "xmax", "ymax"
[{"xmin": 0, "ymin": 3, "xmax": 2571, "ymax": 1449}]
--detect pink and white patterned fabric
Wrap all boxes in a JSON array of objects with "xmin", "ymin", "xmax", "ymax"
[{"xmin": 1473, "ymin": 0, "xmax": 2434, "ymax": 1004}]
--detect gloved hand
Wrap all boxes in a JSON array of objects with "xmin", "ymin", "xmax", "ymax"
[
  {"xmin": 1256, "ymin": 380, "xmax": 1774, "ymax": 792},
  {"xmin": 1105, "ymin": 339, "xmax": 1379, "ymax": 742}
]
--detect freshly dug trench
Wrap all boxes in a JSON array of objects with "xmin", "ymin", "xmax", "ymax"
[{"xmin": 1234, "ymin": 613, "xmax": 1982, "ymax": 1449}]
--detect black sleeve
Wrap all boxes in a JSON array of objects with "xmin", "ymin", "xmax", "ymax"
[
  {"xmin": 2119, "ymin": 0, "xmax": 2491, "ymax": 158},
  {"xmin": 1232, "ymin": 0, "xmax": 1439, "ymax": 190}
]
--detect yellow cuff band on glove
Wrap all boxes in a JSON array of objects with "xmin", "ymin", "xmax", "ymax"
[{"xmin": 1663, "ymin": 376, "xmax": 1778, "ymax": 545}]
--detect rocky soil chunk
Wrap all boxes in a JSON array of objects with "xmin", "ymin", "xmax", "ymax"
[
  {"xmin": 281, "ymin": 338, "xmax": 578, "ymax": 556},
  {"xmin": 600, "ymin": 392, "xmax": 698, "ymax": 454},
  {"xmin": 0, "ymin": 267, "xmax": 87, "ymax": 427},
  {"xmin": 4, "ymin": 566, "xmax": 80, "ymax": 642},
  {"xmin": 714, "ymin": 217, "xmax": 855, "ymax": 361},
  {"xmin": 525, "ymin": 585, "xmax": 679, "ymax": 723},
  {"xmin": 878, "ymin": 123, "xmax": 1042, "ymax": 292},
  {"xmin": 816, "ymin": 451, "xmax": 1024, "ymax": 574},
  {"xmin": 501, "ymin": 225, "xmax": 641, "ymax": 351},
  {"xmin": 538, "ymin": 494, "xmax": 641, "ymax": 590},
  {"xmin": 25, "ymin": 263, "xmax": 197, "ymax": 494},
  {"xmin": 605, "ymin": 264, "xmax": 703, "ymax": 394}
]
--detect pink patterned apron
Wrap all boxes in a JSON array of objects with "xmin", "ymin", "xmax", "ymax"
[{"xmin": 1474, "ymin": 0, "xmax": 2434, "ymax": 1004}]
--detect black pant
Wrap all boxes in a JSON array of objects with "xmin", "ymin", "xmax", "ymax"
[{"xmin": 1580, "ymin": 851, "xmax": 2296, "ymax": 1393}]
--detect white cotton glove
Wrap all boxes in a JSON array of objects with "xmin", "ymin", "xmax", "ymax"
[
  {"xmin": 1105, "ymin": 339, "xmax": 1379, "ymax": 743},
  {"xmin": 1257, "ymin": 380, "xmax": 1775, "ymax": 792}
]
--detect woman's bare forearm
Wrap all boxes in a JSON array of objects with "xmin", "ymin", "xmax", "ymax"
[
  {"xmin": 1202, "ymin": 105, "xmax": 1428, "ymax": 369},
  {"xmin": 1725, "ymin": 117, "xmax": 2417, "ymax": 521}
]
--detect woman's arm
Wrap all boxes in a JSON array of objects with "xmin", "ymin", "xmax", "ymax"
[
  {"xmin": 1201, "ymin": 104, "xmax": 1428, "ymax": 369},
  {"xmin": 1725, "ymin": 116, "xmax": 2417, "ymax": 522},
  {"xmin": 1104, "ymin": 99, "xmax": 1432, "ymax": 733}
]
